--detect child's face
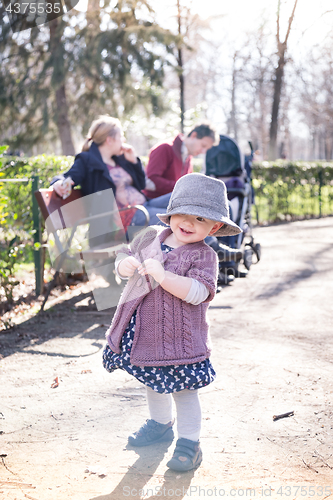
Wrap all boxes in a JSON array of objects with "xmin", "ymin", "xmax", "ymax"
[{"xmin": 169, "ymin": 214, "xmax": 223, "ymax": 246}]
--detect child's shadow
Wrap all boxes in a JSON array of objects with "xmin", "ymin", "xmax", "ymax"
[{"xmin": 90, "ymin": 442, "xmax": 195, "ymax": 500}]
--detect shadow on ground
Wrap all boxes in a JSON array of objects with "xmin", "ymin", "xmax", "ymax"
[
  {"xmin": 0, "ymin": 290, "xmax": 116, "ymax": 359},
  {"xmin": 90, "ymin": 441, "xmax": 195, "ymax": 500}
]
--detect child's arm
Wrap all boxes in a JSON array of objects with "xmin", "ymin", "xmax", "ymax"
[{"xmin": 137, "ymin": 258, "xmax": 192, "ymax": 300}]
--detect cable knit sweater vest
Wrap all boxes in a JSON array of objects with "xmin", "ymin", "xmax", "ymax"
[{"xmin": 105, "ymin": 226, "xmax": 218, "ymax": 366}]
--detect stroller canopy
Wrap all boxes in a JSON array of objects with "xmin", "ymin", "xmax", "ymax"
[{"xmin": 205, "ymin": 135, "xmax": 245, "ymax": 178}]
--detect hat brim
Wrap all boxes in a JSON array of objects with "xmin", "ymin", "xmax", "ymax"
[{"xmin": 156, "ymin": 207, "xmax": 242, "ymax": 237}]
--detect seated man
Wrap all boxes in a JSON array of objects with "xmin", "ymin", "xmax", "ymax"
[
  {"xmin": 144, "ymin": 124, "xmax": 243, "ymax": 265},
  {"xmin": 143, "ymin": 123, "xmax": 218, "ymax": 199}
]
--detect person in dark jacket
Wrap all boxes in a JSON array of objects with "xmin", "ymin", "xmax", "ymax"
[{"xmin": 51, "ymin": 115, "xmax": 170, "ymax": 230}]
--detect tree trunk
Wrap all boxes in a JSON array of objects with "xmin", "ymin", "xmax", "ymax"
[
  {"xmin": 325, "ymin": 131, "xmax": 333, "ymax": 160},
  {"xmin": 55, "ymin": 85, "xmax": 75, "ymax": 156},
  {"xmin": 87, "ymin": 0, "xmax": 100, "ymax": 15},
  {"xmin": 259, "ymin": 81, "xmax": 268, "ymax": 159},
  {"xmin": 230, "ymin": 52, "xmax": 238, "ymax": 142},
  {"xmin": 178, "ymin": 47, "xmax": 185, "ymax": 134},
  {"xmin": 268, "ymin": 0, "xmax": 298, "ymax": 160},
  {"xmin": 177, "ymin": 0, "xmax": 185, "ymax": 134},
  {"xmin": 49, "ymin": 19, "xmax": 75, "ymax": 156},
  {"xmin": 269, "ymin": 45, "xmax": 285, "ymax": 160}
]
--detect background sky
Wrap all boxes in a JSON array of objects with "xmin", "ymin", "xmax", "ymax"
[
  {"xmin": 75, "ymin": 0, "xmax": 333, "ymax": 51},
  {"xmin": 71, "ymin": 0, "xmax": 333, "ymax": 156},
  {"xmin": 154, "ymin": 0, "xmax": 333, "ymax": 57}
]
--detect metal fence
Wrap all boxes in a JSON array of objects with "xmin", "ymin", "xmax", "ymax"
[{"xmin": 1, "ymin": 176, "xmax": 42, "ymax": 295}]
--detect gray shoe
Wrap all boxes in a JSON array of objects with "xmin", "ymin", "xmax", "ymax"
[
  {"xmin": 166, "ymin": 438, "xmax": 203, "ymax": 472},
  {"xmin": 128, "ymin": 419, "xmax": 174, "ymax": 447}
]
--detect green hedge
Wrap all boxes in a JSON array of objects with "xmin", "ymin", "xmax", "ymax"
[
  {"xmin": 251, "ymin": 160, "xmax": 333, "ymax": 223},
  {"xmin": 0, "ymin": 149, "xmax": 74, "ymax": 304},
  {"xmin": 1, "ymin": 152, "xmax": 331, "ymax": 308},
  {"xmin": 1, "ymin": 153, "xmax": 333, "ymax": 235},
  {"xmin": 0, "ymin": 152, "xmax": 73, "ymax": 234}
]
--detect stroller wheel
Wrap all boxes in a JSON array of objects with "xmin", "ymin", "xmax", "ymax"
[
  {"xmin": 254, "ymin": 243, "xmax": 261, "ymax": 262},
  {"xmin": 232, "ymin": 269, "xmax": 248, "ymax": 278},
  {"xmin": 244, "ymin": 241, "xmax": 261, "ymax": 267},
  {"xmin": 243, "ymin": 247, "xmax": 253, "ymax": 270},
  {"xmin": 218, "ymin": 271, "xmax": 235, "ymax": 286}
]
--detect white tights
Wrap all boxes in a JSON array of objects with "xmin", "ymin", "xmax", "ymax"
[{"xmin": 146, "ymin": 386, "xmax": 201, "ymax": 442}]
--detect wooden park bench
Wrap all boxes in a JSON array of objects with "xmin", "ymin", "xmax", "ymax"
[{"xmin": 34, "ymin": 188, "xmax": 149, "ymax": 311}]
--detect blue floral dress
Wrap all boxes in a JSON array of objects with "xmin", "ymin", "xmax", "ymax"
[{"xmin": 102, "ymin": 243, "xmax": 216, "ymax": 394}]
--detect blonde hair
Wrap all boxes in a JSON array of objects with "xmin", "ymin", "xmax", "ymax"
[{"xmin": 82, "ymin": 115, "xmax": 122, "ymax": 152}]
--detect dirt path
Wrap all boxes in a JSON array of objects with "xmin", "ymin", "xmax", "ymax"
[{"xmin": 1, "ymin": 217, "xmax": 333, "ymax": 500}]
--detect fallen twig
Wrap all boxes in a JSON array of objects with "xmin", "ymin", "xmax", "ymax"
[
  {"xmin": 1, "ymin": 454, "xmax": 18, "ymax": 477},
  {"xmin": 314, "ymin": 450, "xmax": 333, "ymax": 469},
  {"xmin": 0, "ymin": 481, "xmax": 35, "ymax": 488},
  {"xmin": 273, "ymin": 411, "xmax": 294, "ymax": 421},
  {"xmin": 302, "ymin": 458, "xmax": 319, "ymax": 473},
  {"xmin": 21, "ymin": 492, "xmax": 39, "ymax": 500}
]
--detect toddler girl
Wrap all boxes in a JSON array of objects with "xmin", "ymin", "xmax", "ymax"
[{"xmin": 103, "ymin": 173, "xmax": 241, "ymax": 471}]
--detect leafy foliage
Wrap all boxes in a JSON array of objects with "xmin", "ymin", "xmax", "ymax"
[
  {"xmin": 0, "ymin": 235, "xmax": 23, "ymax": 304},
  {"xmin": 0, "ymin": 0, "xmax": 178, "ymax": 153},
  {"xmin": 0, "ymin": 149, "xmax": 73, "ymax": 302},
  {"xmin": 0, "ymin": 153, "xmax": 73, "ymax": 232},
  {"xmin": 252, "ymin": 160, "xmax": 333, "ymax": 222}
]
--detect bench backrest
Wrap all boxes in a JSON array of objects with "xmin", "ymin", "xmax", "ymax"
[
  {"xmin": 34, "ymin": 188, "xmax": 85, "ymax": 231},
  {"xmin": 34, "ymin": 188, "xmax": 150, "ymax": 311}
]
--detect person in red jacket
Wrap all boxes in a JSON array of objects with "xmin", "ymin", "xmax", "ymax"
[
  {"xmin": 142, "ymin": 123, "xmax": 243, "ymax": 268},
  {"xmin": 142, "ymin": 123, "xmax": 218, "ymax": 200}
]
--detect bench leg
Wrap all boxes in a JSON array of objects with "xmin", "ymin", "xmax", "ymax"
[{"xmin": 39, "ymin": 270, "xmax": 60, "ymax": 311}]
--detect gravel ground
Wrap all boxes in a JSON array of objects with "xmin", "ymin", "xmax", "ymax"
[{"xmin": 0, "ymin": 217, "xmax": 333, "ymax": 500}]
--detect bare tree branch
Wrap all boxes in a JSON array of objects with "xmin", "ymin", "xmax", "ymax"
[
  {"xmin": 283, "ymin": 0, "xmax": 299, "ymax": 44},
  {"xmin": 276, "ymin": 0, "xmax": 281, "ymax": 45},
  {"xmin": 301, "ymin": 9, "xmax": 333, "ymax": 36}
]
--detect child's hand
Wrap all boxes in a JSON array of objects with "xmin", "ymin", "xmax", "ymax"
[
  {"xmin": 137, "ymin": 258, "xmax": 165, "ymax": 284},
  {"xmin": 118, "ymin": 256, "xmax": 141, "ymax": 277}
]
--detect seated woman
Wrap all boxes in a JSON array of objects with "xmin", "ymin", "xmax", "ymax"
[{"xmin": 51, "ymin": 115, "xmax": 171, "ymax": 231}]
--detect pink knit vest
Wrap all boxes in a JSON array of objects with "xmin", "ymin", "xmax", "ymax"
[{"xmin": 105, "ymin": 227, "xmax": 218, "ymax": 366}]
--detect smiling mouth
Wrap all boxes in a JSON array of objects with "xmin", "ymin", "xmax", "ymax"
[{"xmin": 179, "ymin": 227, "xmax": 193, "ymax": 235}]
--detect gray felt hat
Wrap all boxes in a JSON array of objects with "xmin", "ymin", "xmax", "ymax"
[{"xmin": 157, "ymin": 173, "xmax": 242, "ymax": 236}]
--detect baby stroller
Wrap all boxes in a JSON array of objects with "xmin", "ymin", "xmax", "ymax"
[{"xmin": 205, "ymin": 135, "xmax": 261, "ymax": 285}]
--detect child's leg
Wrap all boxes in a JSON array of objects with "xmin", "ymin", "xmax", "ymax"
[
  {"xmin": 166, "ymin": 389, "xmax": 202, "ymax": 472},
  {"xmin": 172, "ymin": 389, "xmax": 201, "ymax": 441},
  {"xmin": 146, "ymin": 386, "xmax": 173, "ymax": 424},
  {"xmin": 127, "ymin": 387, "xmax": 174, "ymax": 447}
]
